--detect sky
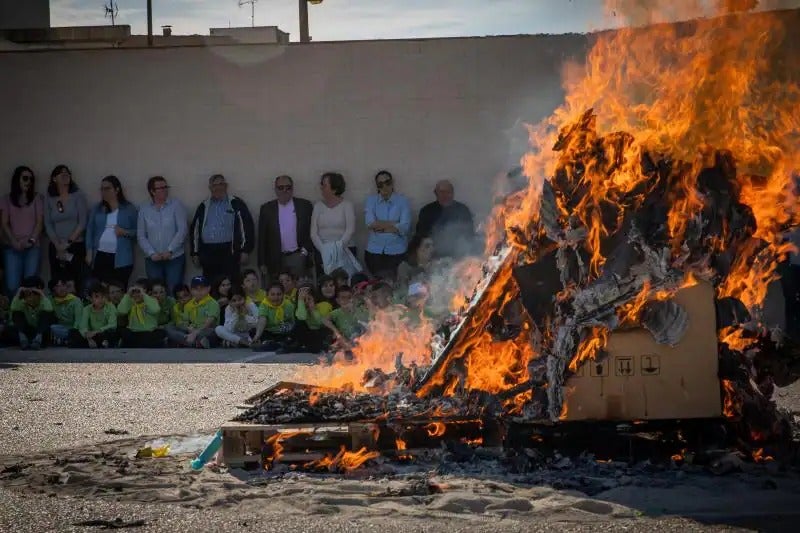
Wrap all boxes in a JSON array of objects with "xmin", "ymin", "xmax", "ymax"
[{"xmin": 49, "ymin": 0, "xmax": 800, "ymax": 41}]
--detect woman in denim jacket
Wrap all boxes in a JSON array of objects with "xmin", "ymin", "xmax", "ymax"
[{"xmin": 86, "ymin": 176, "xmax": 138, "ymax": 288}]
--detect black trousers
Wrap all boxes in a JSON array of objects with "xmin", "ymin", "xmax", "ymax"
[
  {"xmin": 120, "ymin": 328, "xmax": 166, "ymax": 348},
  {"xmin": 199, "ymin": 242, "xmax": 239, "ymax": 282},
  {"xmin": 5, "ymin": 310, "xmax": 54, "ymax": 346},
  {"xmin": 293, "ymin": 321, "xmax": 332, "ymax": 353},
  {"xmin": 68, "ymin": 328, "xmax": 119, "ymax": 348},
  {"xmin": 364, "ymin": 250, "xmax": 405, "ymax": 280},
  {"xmin": 48, "ymin": 241, "xmax": 87, "ymax": 294},
  {"xmin": 92, "ymin": 251, "xmax": 133, "ymax": 289}
]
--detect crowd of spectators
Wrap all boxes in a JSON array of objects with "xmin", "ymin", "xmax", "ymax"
[{"xmin": 0, "ymin": 164, "xmax": 478, "ymax": 352}]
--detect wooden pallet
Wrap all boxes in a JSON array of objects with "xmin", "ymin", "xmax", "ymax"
[{"xmin": 220, "ymin": 417, "xmax": 492, "ymax": 469}]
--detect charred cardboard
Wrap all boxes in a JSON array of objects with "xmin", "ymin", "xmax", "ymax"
[{"xmin": 563, "ymin": 280, "xmax": 722, "ymax": 421}]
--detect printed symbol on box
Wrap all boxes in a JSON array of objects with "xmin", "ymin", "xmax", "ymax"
[
  {"xmin": 574, "ymin": 363, "xmax": 586, "ymax": 377},
  {"xmin": 590, "ymin": 360, "xmax": 609, "ymax": 377},
  {"xmin": 641, "ymin": 354, "xmax": 660, "ymax": 376},
  {"xmin": 615, "ymin": 356, "xmax": 634, "ymax": 377}
]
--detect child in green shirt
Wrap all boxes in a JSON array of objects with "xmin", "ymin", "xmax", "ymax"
[
  {"xmin": 252, "ymin": 282, "xmax": 295, "ymax": 352},
  {"xmin": 322, "ymin": 285, "xmax": 365, "ymax": 351},
  {"xmin": 118, "ymin": 278, "xmax": 165, "ymax": 348},
  {"xmin": 295, "ymin": 283, "xmax": 333, "ymax": 353},
  {"xmin": 7, "ymin": 276, "xmax": 54, "ymax": 350},
  {"xmin": 165, "ymin": 276, "xmax": 220, "ymax": 348},
  {"xmin": 150, "ymin": 279, "xmax": 175, "ymax": 328},
  {"xmin": 69, "ymin": 283, "xmax": 118, "ymax": 349},
  {"xmin": 171, "ymin": 284, "xmax": 191, "ymax": 327},
  {"xmin": 49, "ymin": 277, "xmax": 82, "ymax": 347}
]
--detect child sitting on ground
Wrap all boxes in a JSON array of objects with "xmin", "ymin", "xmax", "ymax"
[
  {"xmin": 106, "ymin": 279, "xmax": 127, "ymax": 329},
  {"xmin": 294, "ymin": 283, "xmax": 334, "ymax": 353},
  {"xmin": 171, "ymin": 284, "xmax": 191, "ymax": 326},
  {"xmin": 166, "ymin": 276, "xmax": 220, "ymax": 348},
  {"xmin": 70, "ymin": 283, "xmax": 118, "ymax": 348},
  {"xmin": 322, "ymin": 285, "xmax": 365, "ymax": 352},
  {"xmin": 149, "ymin": 279, "xmax": 175, "ymax": 328},
  {"xmin": 241, "ymin": 268, "xmax": 266, "ymax": 305},
  {"xmin": 278, "ymin": 271, "xmax": 298, "ymax": 304},
  {"xmin": 214, "ymin": 286, "xmax": 259, "ymax": 347},
  {"xmin": 117, "ymin": 278, "xmax": 165, "ymax": 348},
  {"xmin": 49, "ymin": 277, "xmax": 82, "ymax": 346},
  {"xmin": 317, "ymin": 275, "xmax": 338, "ymax": 308},
  {"xmin": 252, "ymin": 282, "xmax": 295, "ymax": 352},
  {"xmin": 6, "ymin": 276, "xmax": 54, "ymax": 350}
]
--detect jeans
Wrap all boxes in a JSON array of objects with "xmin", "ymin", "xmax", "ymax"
[
  {"xmin": 145, "ymin": 255, "xmax": 186, "ymax": 293},
  {"xmin": 92, "ymin": 251, "xmax": 133, "ymax": 289},
  {"xmin": 50, "ymin": 324, "xmax": 71, "ymax": 345},
  {"xmin": 3, "ymin": 245, "xmax": 41, "ymax": 295}
]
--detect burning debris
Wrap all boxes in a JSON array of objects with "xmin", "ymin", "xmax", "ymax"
[{"xmin": 225, "ymin": 3, "xmax": 800, "ymax": 472}]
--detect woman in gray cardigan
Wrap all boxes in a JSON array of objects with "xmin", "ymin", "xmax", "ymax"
[{"xmin": 44, "ymin": 165, "xmax": 88, "ymax": 292}]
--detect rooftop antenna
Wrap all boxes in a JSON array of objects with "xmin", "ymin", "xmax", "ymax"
[
  {"xmin": 238, "ymin": 0, "xmax": 258, "ymax": 28},
  {"xmin": 104, "ymin": 0, "xmax": 119, "ymax": 26}
]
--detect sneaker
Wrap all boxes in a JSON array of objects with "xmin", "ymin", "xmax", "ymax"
[
  {"xmin": 30, "ymin": 335, "xmax": 42, "ymax": 351},
  {"xmin": 198, "ymin": 337, "xmax": 210, "ymax": 349},
  {"xmin": 101, "ymin": 340, "xmax": 110, "ymax": 348},
  {"xmin": 18, "ymin": 333, "xmax": 30, "ymax": 350}
]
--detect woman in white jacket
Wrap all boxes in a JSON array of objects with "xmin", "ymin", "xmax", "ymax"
[
  {"xmin": 214, "ymin": 286, "xmax": 259, "ymax": 347},
  {"xmin": 310, "ymin": 172, "xmax": 361, "ymax": 275}
]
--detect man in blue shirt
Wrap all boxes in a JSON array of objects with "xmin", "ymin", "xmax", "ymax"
[
  {"xmin": 364, "ymin": 170, "xmax": 411, "ymax": 280},
  {"xmin": 189, "ymin": 174, "xmax": 255, "ymax": 282}
]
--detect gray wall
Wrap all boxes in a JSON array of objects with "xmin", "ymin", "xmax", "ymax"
[
  {"xmin": 0, "ymin": 0, "xmax": 49, "ymax": 30},
  {"xmin": 0, "ymin": 34, "xmax": 588, "ymax": 277}
]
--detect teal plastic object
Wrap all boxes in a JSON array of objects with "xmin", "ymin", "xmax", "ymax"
[{"xmin": 190, "ymin": 430, "xmax": 223, "ymax": 470}]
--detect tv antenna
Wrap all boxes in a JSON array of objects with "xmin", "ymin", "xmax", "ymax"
[
  {"xmin": 104, "ymin": 0, "xmax": 119, "ymax": 26},
  {"xmin": 238, "ymin": 0, "xmax": 258, "ymax": 28}
]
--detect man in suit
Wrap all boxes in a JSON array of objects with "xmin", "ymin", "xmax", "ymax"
[{"xmin": 258, "ymin": 175, "xmax": 314, "ymax": 282}]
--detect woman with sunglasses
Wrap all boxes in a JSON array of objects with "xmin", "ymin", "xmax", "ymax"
[
  {"xmin": 1, "ymin": 166, "xmax": 44, "ymax": 295},
  {"xmin": 85, "ymin": 176, "xmax": 138, "ymax": 288},
  {"xmin": 44, "ymin": 164, "xmax": 88, "ymax": 292},
  {"xmin": 364, "ymin": 170, "xmax": 411, "ymax": 280}
]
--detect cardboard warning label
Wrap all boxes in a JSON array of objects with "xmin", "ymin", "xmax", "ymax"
[
  {"xmin": 615, "ymin": 356, "xmax": 635, "ymax": 377},
  {"xmin": 641, "ymin": 354, "xmax": 660, "ymax": 376},
  {"xmin": 590, "ymin": 360, "xmax": 609, "ymax": 377}
]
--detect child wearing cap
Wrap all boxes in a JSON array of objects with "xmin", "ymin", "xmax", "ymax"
[
  {"xmin": 6, "ymin": 276, "xmax": 54, "ymax": 350},
  {"xmin": 49, "ymin": 277, "xmax": 83, "ymax": 346},
  {"xmin": 165, "ymin": 276, "xmax": 220, "ymax": 348},
  {"xmin": 118, "ymin": 278, "xmax": 165, "ymax": 348},
  {"xmin": 214, "ymin": 285, "xmax": 259, "ymax": 347},
  {"xmin": 69, "ymin": 282, "xmax": 118, "ymax": 348},
  {"xmin": 252, "ymin": 282, "xmax": 295, "ymax": 351}
]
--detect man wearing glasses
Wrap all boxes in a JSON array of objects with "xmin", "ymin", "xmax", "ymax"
[
  {"xmin": 190, "ymin": 174, "xmax": 255, "ymax": 281},
  {"xmin": 257, "ymin": 175, "xmax": 314, "ymax": 281},
  {"xmin": 137, "ymin": 176, "xmax": 188, "ymax": 293},
  {"xmin": 364, "ymin": 170, "xmax": 411, "ymax": 279}
]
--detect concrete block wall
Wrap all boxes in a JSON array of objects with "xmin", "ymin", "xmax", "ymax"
[{"xmin": 0, "ymin": 34, "xmax": 588, "ymax": 280}]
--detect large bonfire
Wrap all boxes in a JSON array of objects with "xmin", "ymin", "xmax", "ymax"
[{"xmin": 239, "ymin": 1, "xmax": 800, "ymax": 453}]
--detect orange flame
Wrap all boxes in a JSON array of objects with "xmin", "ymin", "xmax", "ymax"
[
  {"xmin": 718, "ymin": 326, "xmax": 757, "ymax": 353},
  {"xmin": 304, "ymin": 446, "xmax": 380, "ymax": 473},
  {"xmin": 569, "ymin": 328, "xmax": 608, "ymax": 373},
  {"xmin": 425, "ymin": 422, "xmax": 446, "ymax": 437},
  {"xmin": 721, "ymin": 379, "xmax": 742, "ymax": 419},
  {"xmin": 752, "ymin": 447, "xmax": 774, "ymax": 463}
]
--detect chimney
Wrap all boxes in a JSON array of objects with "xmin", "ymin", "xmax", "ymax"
[{"xmin": 161, "ymin": 25, "xmax": 172, "ymax": 36}]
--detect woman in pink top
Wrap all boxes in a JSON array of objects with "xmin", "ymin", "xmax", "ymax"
[{"xmin": 1, "ymin": 166, "xmax": 44, "ymax": 295}]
